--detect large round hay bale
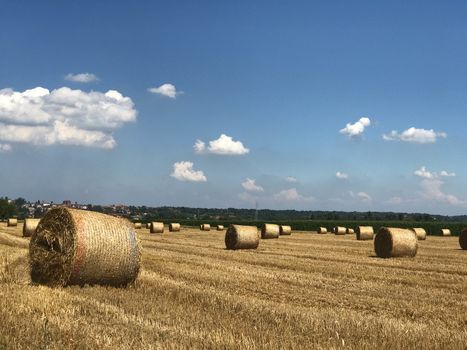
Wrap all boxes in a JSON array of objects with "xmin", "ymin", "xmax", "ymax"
[
  {"xmin": 200, "ymin": 224, "xmax": 211, "ymax": 231},
  {"xmin": 334, "ymin": 226, "xmax": 346, "ymax": 235},
  {"xmin": 150, "ymin": 222, "xmax": 164, "ymax": 233},
  {"xmin": 225, "ymin": 224, "xmax": 259, "ymax": 250},
  {"xmin": 169, "ymin": 223, "xmax": 181, "ymax": 232},
  {"xmin": 411, "ymin": 228, "xmax": 427, "ymax": 240},
  {"xmin": 346, "ymin": 228, "xmax": 354, "ymax": 235},
  {"xmin": 374, "ymin": 227, "xmax": 418, "ymax": 258},
  {"xmin": 356, "ymin": 226, "xmax": 374, "ymax": 240},
  {"xmin": 134, "ymin": 222, "xmax": 142, "ymax": 229},
  {"xmin": 318, "ymin": 227, "xmax": 327, "ymax": 234},
  {"xmin": 261, "ymin": 223, "xmax": 280, "ymax": 239},
  {"xmin": 7, "ymin": 218, "xmax": 18, "ymax": 227},
  {"xmin": 440, "ymin": 228, "xmax": 451, "ymax": 237},
  {"xmin": 280, "ymin": 225, "xmax": 292, "ymax": 236},
  {"xmin": 459, "ymin": 229, "xmax": 467, "ymax": 250},
  {"xmin": 217, "ymin": 225, "xmax": 224, "ymax": 231},
  {"xmin": 23, "ymin": 218, "xmax": 40, "ymax": 237},
  {"xmin": 29, "ymin": 207, "xmax": 140, "ymax": 287}
]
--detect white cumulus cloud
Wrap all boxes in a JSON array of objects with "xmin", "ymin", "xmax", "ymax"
[
  {"xmin": 440, "ymin": 170, "xmax": 456, "ymax": 177},
  {"xmin": 420, "ymin": 179, "xmax": 466, "ymax": 206},
  {"xmin": 0, "ymin": 143, "xmax": 12, "ymax": 153},
  {"xmin": 194, "ymin": 134, "xmax": 249, "ymax": 155},
  {"xmin": 65, "ymin": 73, "xmax": 99, "ymax": 83},
  {"xmin": 148, "ymin": 83, "xmax": 181, "ymax": 99},
  {"xmin": 274, "ymin": 188, "xmax": 313, "ymax": 202},
  {"xmin": 349, "ymin": 191, "xmax": 372, "ymax": 202},
  {"xmin": 171, "ymin": 161, "xmax": 207, "ymax": 182},
  {"xmin": 241, "ymin": 178, "xmax": 264, "ymax": 192},
  {"xmin": 336, "ymin": 171, "xmax": 349, "ymax": 180},
  {"xmin": 383, "ymin": 127, "xmax": 447, "ymax": 144},
  {"xmin": 414, "ymin": 166, "xmax": 456, "ymax": 179},
  {"xmin": 0, "ymin": 87, "xmax": 136, "ymax": 149},
  {"xmin": 339, "ymin": 117, "xmax": 371, "ymax": 138},
  {"xmin": 286, "ymin": 176, "xmax": 297, "ymax": 183}
]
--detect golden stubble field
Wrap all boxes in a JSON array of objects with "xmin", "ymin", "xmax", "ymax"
[{"xmin": 0, "ymin": 223, "xmax": 466, "ymax": 349}]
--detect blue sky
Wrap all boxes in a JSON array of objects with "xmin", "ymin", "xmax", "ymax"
[{"xmin": 0, "ymin": 1, "xmax": 466, "ymax": 214}]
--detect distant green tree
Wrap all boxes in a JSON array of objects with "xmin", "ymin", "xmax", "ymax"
[{"xmin": 0, "ymin": 197, "xmax": 17, "ymax": 220}]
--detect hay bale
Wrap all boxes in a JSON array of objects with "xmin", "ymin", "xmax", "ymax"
[
  {"xmin": 200, "ymin": 224, "xmax": 211, "ymax": 231},
  {"xmin": 280, "ymin": 225, "xmax": 292, "ymax": 236},
  {"xmin": 150, "ymin": 222, "xmax": 164, "ymax": 233},
  {"xmin": 318, "ymin": 227, "xmax": 327, "ymax": 234},
  {"xmin": 23, "ymin": 218, "xmax": 40, "ymax": 237},
  {"xmin": 410, "ymin": 228, "xmax": 427, "ymax": 240},
  {"xmin": 7, "ymin": 218, "xmax": 18, "ymax": 227},
  {"xmin": 374, "ymin": 227, "xmax": 418, "ymax": 258},
  {"xmin": 459, "ymin": 229, "xmax": 467, "ymax": 250},
  {"xmin": 29, "ymin": 207, "xmax": 140, "ymax": 287},
  {"xmin": 356, "ymin": 226, "xmax": 374, "ymax": 240},
  {"xmin": 346, "ymin": 228, "xmax": 354, "ymax": 235},
  {"xmin": 440, "ymin": 228, "xmax": 451, "ymax": 236},
  {"xmin": 134, "ymin": 222, "xmax": 142, "ymax": 229},
  {"xmin": 225, "ymin": 224, "xmax": 259, "ymax": 250},
  {"xmin": 169, "ymin": 223, "xmax": 181, "ymax": 232},
  {"xmin": 261, "ymin": 223, "xmax": 280, "ymax": 239},
  {"xmin": 334, "ymin": 226, "xmax": 346, "ymax": 235},
  {"xmin": 217, "ymin": 225, "xmax": 224, "ymax": 231}
]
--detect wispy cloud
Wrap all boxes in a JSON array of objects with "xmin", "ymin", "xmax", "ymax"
[
  {"xmin": 336, "ymin": 171, "xmax": 349, "ymax": 180},
  {"xmin": 148, "ymin": 83, "xmax": 181, "ymax": 99},
  {"xmin": 194, "ymin": 134, "xmax": 249, "ymax": 155},
  {"xmin": 170, "ymin": 161, "xmax": 207, "ymax": 182},
  {"xmin": 274, "ymin": 188, "xmax": 313, "ymax": 202},
  {"xmin": 383, "ymin": 127, "xmax": 446, "ymax": 144},
  {"xmin": 414, "ymin": 166, "xmax": 456, "ymax": 179},
  {"xmin": 286, "ymin": 176, "xmax": 297, "ymax": 183},
  {"xmin": 241, "ymin": 178, "xmax": 264, "ymax": 192},
  {"xmin": 339, "ymin": 117, "xmax": 371, "ymax": 138},
  {"xmin": 349, "ymin": 191, "xmax": 372, "ymax": 202},
  {"xmin": 65, "ymin": 73, "xmax": 99, "ymax": 83},
  {"xmin": 0, "ymin": 87, "xmax": 136, "ymax": 149},
  {"xmin": 0, "ymin": 143, "xmax": 12, "ymax": 153}
]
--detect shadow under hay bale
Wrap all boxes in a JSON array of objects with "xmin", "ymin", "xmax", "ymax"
[
  {"xmin": 29, "ymin": 207, "xmax": 140, "ymax": 287},
  {"xmin": 460, "ymin": 229, "xmax": 467, "ymax": 250},
  {"xmin": 440, "ymin": 228, "xmax": 451, "ymax": 237},
  {"xmin": 146, "ymin": 223, "xmax": 151, "ymax": 229},
  {"xmin": 217, "ymin": 225, "xmax": 224, "ymax": 231},
  {"xmin": 279, "ymin": 225, "xmax": 292, "ymax": 236},
  {"xmin": 261, "ymin": 223, "xmax": 280, "ymax": 239},
  {"xmin": 334, "ymin": 226, "xmax": 346, "ymax": 235},
  {"xmin": 346, "ymin": 228, "xmax": 354, "ymax": 235},
  {"xmin": 200, "ymin": 224, "xmax": 211, "ymax": 231},
  {"xmin": 318, "ymin": 227, "xmax": 327, "ymax": 234},
  {"xmin": 356, "ymin": 226, "xmax": 374, "ymax": 241},
  {"xmin": 169, "ymin": 223, "xmax": 181, "ymax": 232},
  {"xmin": 411, "ymin": 228, "xmax": 427, "ymax": 240},
  {"xmin": 23, "ymin": 218, "xmax": 40, "ymax": 238},
  {"xmin": 7, "ymin": 218, "xmax": 18, "ymax": 227},
  {"xmin": 150, "ymin": 222, "xmax": 164, "ymax": 233},
  {"xmin": 134, "ymin": 222, "xmax": 142, "ymax": 229},
  {"xmin": 374, "ymin": 227, "xmax": 418, "ymax": 258},
  {"xmin": 225, "ymin": 224, "xmax": 259, "ymax": 250}
]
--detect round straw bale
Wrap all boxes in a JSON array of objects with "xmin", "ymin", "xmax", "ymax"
[
  {"xmin": 439, "ymin": 228, "xmax": 451, "ymax": 236},
  {"xmin": 29, "ymin": 207, "xmax": 140, "ymax": 287},
  {"xmin": 201, "ymin": 224, "xmax": 211, "ymax": 231},
  {"xmin": 346, "ymin": 228, "xmax": 355, "ymax": 235},
  {"xmin": 261, "ymin": 223, "xmax": 280, "ymax": 239},
  {"xmin": 356, "ymin": 226, "xmax": 374, "ymax": 240},
  {"xmin": 410, "ymin": 228, "xmax": 427, "ymax": 240},
  {"xmin": 217, "ymin": 225, "xmax": 224, "ymax": 231},
  {"xmin": 374, "ymin": 227, "xmax": 418, "ymax": 258},
  {"xmin": 7, "ymin": 218, "xmax": 18, "ymax": 227},
  {"xmin": 459, "ymin": 229, "xmax": 467, "ymax": 250},
  {"xmin": 280, "ymin": 225, "xmax": 292, "ymax": 235},
  {"xmin": 318, "ymin": 227, "xmax": 327, "ymax": 234},
  {"xmin": 150, "ymin": 222, "xmax": 164, "ymax": 233},
  {"xmin": 225, "ymin": 224, "xmax": 259, "ymax": 250},
  {"xmin": 23, "ymin": 218, "xmax": 40, "ymax": 237},
  {"xmin": 169, "ymin": 223, "xmax": 181, "ymax": 232},
  {"xmin": 334, "ymin": 226, "xmax": 346, "ymax": 235},
  {"xmin": 134, "ymin": 222, "xmax": 142, "ymax": 229}
]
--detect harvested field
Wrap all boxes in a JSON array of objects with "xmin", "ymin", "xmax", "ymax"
[{"xmin": 0, "ymin": 223, "xmax": 466, "ymax": 349}]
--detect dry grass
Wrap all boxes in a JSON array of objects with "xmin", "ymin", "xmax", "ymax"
[{"xmin": 0, "ymin": 223, "xmax": 466, "ymax": 349}]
